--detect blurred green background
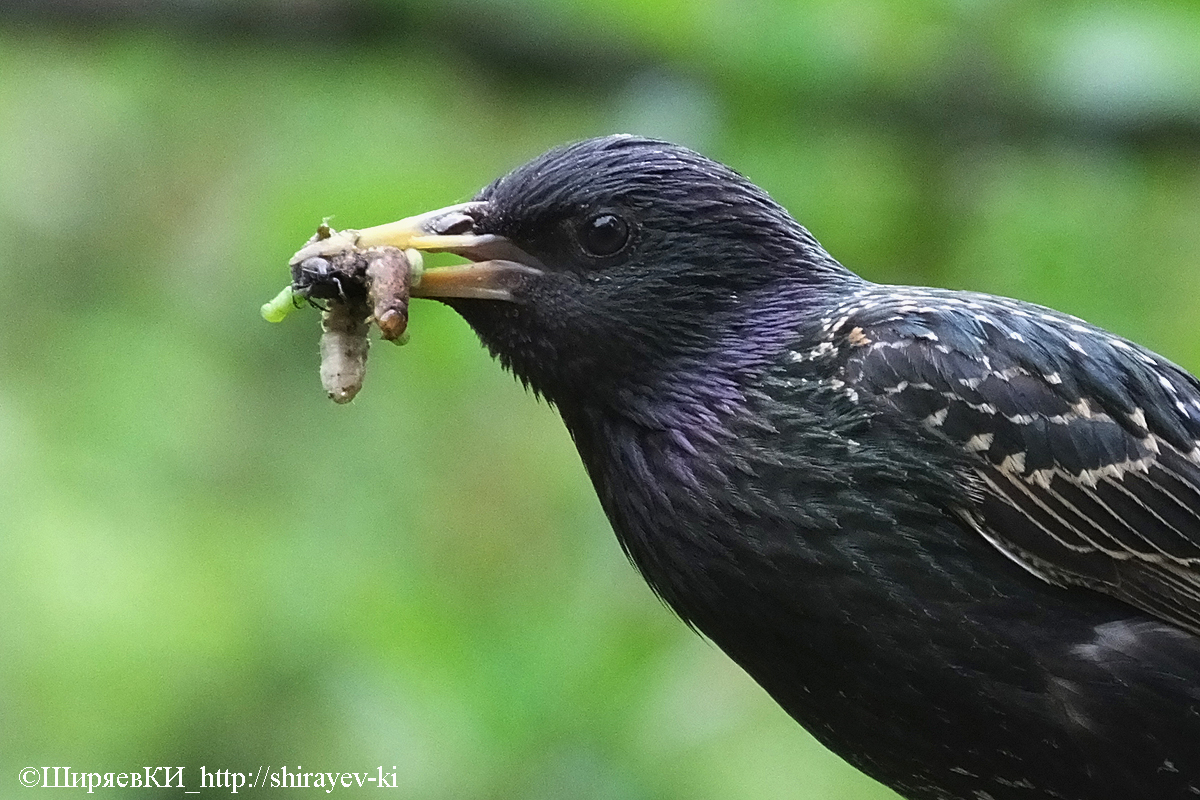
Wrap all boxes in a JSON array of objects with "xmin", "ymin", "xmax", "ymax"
[{"xmin": 3, "ymin": 1, "xmax": 1200, "ymax": 798}]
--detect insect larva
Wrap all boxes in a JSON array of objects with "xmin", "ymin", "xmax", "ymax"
[
  {"xmin": 319, "ymin": 300, "xmax": 370, "ymax": 404},
  {"xmin": 367, "ymin": 248, "xmax": 422, "ymax": 343},
  {"xmin": 266, "ymin": 223, "xmax": 421, "ymax": 402}
]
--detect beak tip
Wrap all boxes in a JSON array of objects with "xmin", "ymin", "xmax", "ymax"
[{"xmin": 290, "ymin": 228, "xmax": 361, "ymax": 265}]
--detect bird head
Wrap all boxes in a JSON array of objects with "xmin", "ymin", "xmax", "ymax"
[{"xmin": 352, "ymin": 135, "xmax": 852, "ymax": 410}]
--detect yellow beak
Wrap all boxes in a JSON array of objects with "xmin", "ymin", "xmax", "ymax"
[{"xmin": 290, "ymin": 202, "xmax": 542, "ymax": 301}]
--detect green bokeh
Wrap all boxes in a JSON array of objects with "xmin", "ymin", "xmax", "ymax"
[{"xmin": 2, "ymin": 3, "xmax": 1199, "ymax": 798}]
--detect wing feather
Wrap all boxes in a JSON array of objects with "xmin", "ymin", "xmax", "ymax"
[{"xmin": 824, "ymin": 288, "xmax": 1200, "ymax": 634}]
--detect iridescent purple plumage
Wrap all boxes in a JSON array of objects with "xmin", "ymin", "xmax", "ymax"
[{"xmin": 428, "ymin": 136, "xmax": 1200, "ymax": 799}]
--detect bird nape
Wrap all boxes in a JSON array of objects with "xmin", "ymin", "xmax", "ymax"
[{"xmin": 352, "ymin": 135, "xmax": 1200, "ymax": 800}]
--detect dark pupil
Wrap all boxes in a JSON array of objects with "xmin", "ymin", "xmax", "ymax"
[{"xmin": 583, "ymin": 214, "xmax": 628, "ymax": 256}]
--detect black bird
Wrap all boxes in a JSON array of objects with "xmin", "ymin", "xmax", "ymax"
[{"xmin": 313, "ymin": 135, "xmax": 1200, "ymax": 799}]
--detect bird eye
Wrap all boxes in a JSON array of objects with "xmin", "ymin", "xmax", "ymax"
[{"xmin": 580, "ymin": 213, "xmax": 630, "ymax": 257}]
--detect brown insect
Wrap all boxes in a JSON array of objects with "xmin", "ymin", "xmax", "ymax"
[{"xmin": 266, "ymin": 224, "xmax": 422, "ymax": 403}]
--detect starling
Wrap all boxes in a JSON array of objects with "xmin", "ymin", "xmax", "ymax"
[{"xmin": 317, "ymin": 136, "xmax": 1200, "ymax": 799}]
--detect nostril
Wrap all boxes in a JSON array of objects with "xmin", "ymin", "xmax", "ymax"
[{"xmin": 434, "ymin": 211, "xmax": 476, "ymax": 236}]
